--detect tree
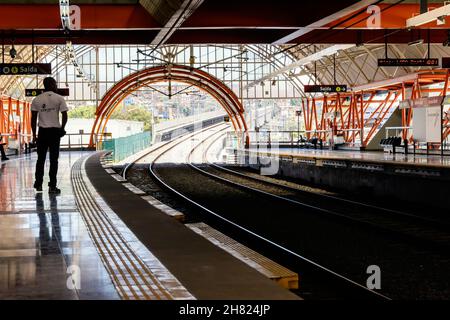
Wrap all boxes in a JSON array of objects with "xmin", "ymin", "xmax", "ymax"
[
  {"xmin": 68, "ymin": 105, "xmax": 95, "ymax": 118},
  {"xmin": 68, "ymin": 104, "xmax": 153, "ymax": 131}
]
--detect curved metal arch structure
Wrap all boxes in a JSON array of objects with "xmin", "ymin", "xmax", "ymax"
[{"xmin": 89, "ymin": 64, "xmax": 248, "ymax": 147}]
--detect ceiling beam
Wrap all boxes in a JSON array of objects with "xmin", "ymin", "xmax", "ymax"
[
  {"xmin": 272, "ymin": 0, "xmax": 379, "ymax": 45},
  {"xmin": 140, "ymin": 0, "xmax": 204, "ymax": 46},
  {"xmin": 139, "ymin": 0, "xmax": 184, "ymax": 26},
  {"xmin": 406, "ymin": 3, "xmax": 450, "ymax": 28},
  {"xmin": 0, "ymin": 4, "xmax": 159, "ymax": 29}
]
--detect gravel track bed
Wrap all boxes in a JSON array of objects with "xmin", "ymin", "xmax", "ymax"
[
  {"xmin": 201, "ymin": 165, "xmax": 450, "ymax": 249},
  {"xmin": 152, "ymin": 162, "xmax": 450, "ymax": 300}
]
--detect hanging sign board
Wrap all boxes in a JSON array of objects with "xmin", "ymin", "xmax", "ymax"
[
  {"xmin": 398, "ymin": 96, "xmax": 444, "ymax": 109},
  {"xmin": 304, "ymin": 85, "xmax": 347, "ymax": 93},
  {"xmin": 378, "ymin": 58, "xmax": 439, "ymax": 67},
  {"xmin": 25, "ymin": 88, "xmax": 70, "ymax": 97},
  {"xmin": 0, "ymin": 63, "xmax": 52, "ymax": 75}
]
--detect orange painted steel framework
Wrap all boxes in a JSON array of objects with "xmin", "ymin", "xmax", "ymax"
[
  {"xmin": 301, "ymin": 69, "xmax": 450, "ymax": 148},
  {"xmin": 0, "ymin": 95, "xmax": 32, "ymax": 146},
  {"xmin": 89, "ymin": 64, "xmax": 248, "ymax": 148}
]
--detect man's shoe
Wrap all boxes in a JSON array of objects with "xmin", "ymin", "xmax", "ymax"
[
  {"xmin": 1, "ymin": 157, "xmax": 8, "ymax": 161},
  {"xmin": 48, "ymin": 187, "xmax": 61, "ymax": 194},
  {"xmin": 34, "ymin": 182, "xmax": 43, "ymax": 192}
]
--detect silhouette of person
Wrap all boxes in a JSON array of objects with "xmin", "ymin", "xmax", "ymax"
[{"xmin": 31, "ymin": 77, "xmax": 68, "ymax": 194}]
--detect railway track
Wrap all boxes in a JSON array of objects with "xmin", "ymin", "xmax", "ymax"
[
  {"xmin": 125, "ymin": 124, "xmax": 450, "ymax": 299},
  {"xmin": 124, "ymin": 125, "xmax": 386, "ymax": 299},
  {"xmin": 197, "ymin": 132, "xmax": 450, "ymax": 250}
]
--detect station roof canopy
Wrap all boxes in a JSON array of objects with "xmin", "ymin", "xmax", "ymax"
[{"xmin": 0, "ymin": 0, "xmax": 449, "ymax": 45}]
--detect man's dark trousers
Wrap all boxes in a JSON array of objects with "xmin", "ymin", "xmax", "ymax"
[{"xmin": 35, "ymin": 127, "xmax": 61, "ymax": 188}]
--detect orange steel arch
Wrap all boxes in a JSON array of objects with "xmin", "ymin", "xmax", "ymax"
[{"xmin": 89, "ymin": 64, "xmax": 248, "ymax": 147}]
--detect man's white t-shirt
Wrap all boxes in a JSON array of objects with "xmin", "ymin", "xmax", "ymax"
[{"xmin": 31, "ymin": 91, "xmax": 68, "ymax": 128}]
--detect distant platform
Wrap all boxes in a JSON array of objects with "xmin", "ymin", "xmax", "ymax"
[
  {"xmin": 238, "ymin": 147, "xmax": 450, "ymax": 210},
  {"xmin": 245, "ymin": 148, "xmax": 450, "ymax": 170}
]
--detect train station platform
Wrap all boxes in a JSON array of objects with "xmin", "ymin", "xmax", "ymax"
[
  {"xmin": 0, "ymin": 152, "xmax": 298, "ymax": 300},
  {"xmin": 238, "ymin": 148, "xmax": 450, "ymax": 210},
  {"xmin": 245, "ymin": 147, "xmax": 450, "ymax": 170}
]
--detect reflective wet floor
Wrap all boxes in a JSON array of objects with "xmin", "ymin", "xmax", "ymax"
[{"xmin": 0, "ymin": 152, "xmax": 119, "ymax": 299}]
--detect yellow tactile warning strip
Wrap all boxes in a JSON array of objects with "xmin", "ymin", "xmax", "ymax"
[
  {"xmin": 141, "ymin": 195, "xmax": 185, "ymax": 222},
  {"xmin": 187, "ymin": 222, "xmax": 299, "ymax": 290},
  {"xmin": 100, "ymin": 155, "xmax": 113, "ymax": 168},
  {"xmin": 71, "ymin": 155, "xmax": 195, "ymax": 300},
  {"xmin": 122, "ymin": 183, "xmax": 147, "ymax": 195}
]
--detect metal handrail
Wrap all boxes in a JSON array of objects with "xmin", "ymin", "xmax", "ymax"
[
  {"xmin": 61, "ymin": 133, "xmax": 112, "ymax": 149},
  {"xmin": 2, "ymin": 132, "xmax": 112, "ymax": 151}
]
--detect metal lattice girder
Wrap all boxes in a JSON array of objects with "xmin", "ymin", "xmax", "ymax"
[
  {"xmin": 282, "ymin": 43, "xmax": 450, "ymax": 94},
  {"xmin": 89, "ymin": 64, "xmax": 248, "ymax": 147},
  {"xmin": 301, "ymin": 69, "xmax": 450, "ymax": 147},
  {"xmin": 0, "ymin": 95, "xmax": 32, "ymax": 146},
  {"xmin": 2, "ymin": 42, "xmax": 450, "ymax": 104}
]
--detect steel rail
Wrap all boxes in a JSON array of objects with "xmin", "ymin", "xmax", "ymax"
[
  {"xmin": 204, "ymin": 133, "xmax": 450, "ymax": 230},
  {"xmin": 147, "ymin": 125, "xmax": 390, "ymax": 300}
]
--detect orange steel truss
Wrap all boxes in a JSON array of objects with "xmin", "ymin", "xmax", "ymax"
[
  {"xmin": 0, "ymin": 95, "xmax": 32, "ymax": 147},
  {"xmin": 302, "ymin": 69, "xmax": 450, "ymax": 148},
  {"xmin": 89, "ymin": 64, "xmax": 248, "ymax": 147}
]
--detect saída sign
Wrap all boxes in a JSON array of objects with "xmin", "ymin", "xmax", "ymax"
[
  {"xmin": 0, "ymin": 63, "xmax": 52, "ymax": 75},
  {"xmin": 304, "ymin": 85, "xmax": 347, "ymax": 93}
]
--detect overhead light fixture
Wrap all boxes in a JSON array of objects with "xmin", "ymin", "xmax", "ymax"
[
  {"xmin": 408, "ymin": 39, "xmax": 424, "ymax": 46},
  {"xmin": 64, "ymin": 40, "xmax": 97, "ymax": 92},
  {"xmin": 9, "ymin": 44, "xmax": 16, "ymax": 59},
  {"xmin": 59, "ymin": 0, "xmax": 71, "ymax": 31}
]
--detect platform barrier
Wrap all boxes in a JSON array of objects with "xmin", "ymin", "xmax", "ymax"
[{"xmin": 102, "ymin": 131, "xmax": 152, "ymax": 162}]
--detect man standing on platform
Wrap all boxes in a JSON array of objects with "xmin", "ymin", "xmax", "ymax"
[{"xmin": 31, "ymin": 77, "xmax": 68, "ymax": 194}]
